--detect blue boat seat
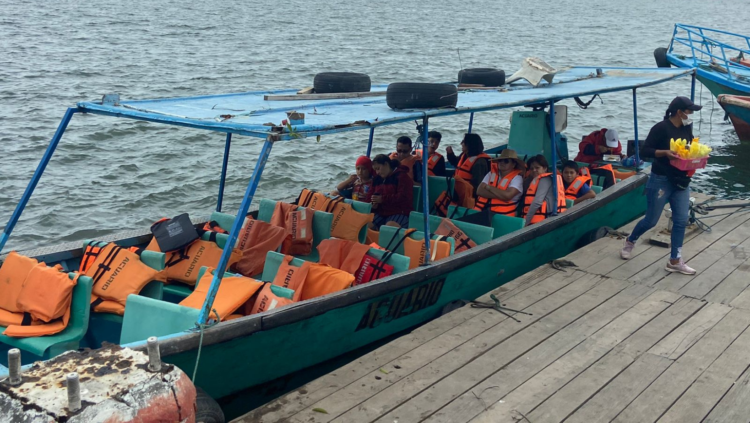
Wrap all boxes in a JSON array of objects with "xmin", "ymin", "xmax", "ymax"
[
  {"xmin": 83, "ymin": 240, "xmax": 167, "ymax": 348},
  {"xmin": 261, "ymin": 248, "xmax": 411, "ymax": 282},
  {"xmin": 120, "ymin": 295, "xmax": 200, "ymax": 345},
  {"xmin": 422, "ymin": 176, "xmax": 454, "ymax": 215},
  {"xmin": 408, "ymin": 211, "xmax": 494, "ymax": 246},
  {"xmin": 0, "ymin": 274, "xmax": 93, "ymax": 365},
  {"xmin": 377, "ymin": 226, "xmax": 455, "ymax": 257},
  {"xmin": 591, "ymin": 185, "xmax": 603, "ymax": 194},
  {"xmin": 343, "ymin": 199, "xmax": 372, "ymax": 243},
  {"xmin": 565, "ymin": 199, "xmax": 574, "ymax": 209},
  {"xmin": 447, "ymin": 205, "xmax": 525, "ymax": 239},
  {"xmin": 413, "ymin": 186, "xmax": 422, "ymax": 212}
]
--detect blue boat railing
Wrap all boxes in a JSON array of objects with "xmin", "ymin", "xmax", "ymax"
[{"xmin": 669, "ymin": 24, "xmax": 750, "ymax": 82}]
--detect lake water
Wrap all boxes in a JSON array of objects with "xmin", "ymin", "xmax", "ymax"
[{"xmin": 1, "ymin": 0, "xmax": 748, "ymax": 251}]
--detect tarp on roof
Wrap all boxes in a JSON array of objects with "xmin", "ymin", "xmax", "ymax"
[{"xmin": 77, "ymin": 67, "xmax": 694, "ymax": 140}]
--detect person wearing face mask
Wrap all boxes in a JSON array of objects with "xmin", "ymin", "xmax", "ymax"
[
  {"xmin": 416, "ymin": 131, "xmax": 447, "ymax": 177},
  {"xmin": 620, "ymin": 96, "xmax": 702, "ymax": 275}
]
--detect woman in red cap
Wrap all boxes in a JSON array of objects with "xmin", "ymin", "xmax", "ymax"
[{"xmin": 331, "ymin": 156, "xmax": 374, "ymax": 203}]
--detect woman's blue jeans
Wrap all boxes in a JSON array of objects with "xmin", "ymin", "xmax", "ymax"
[{"xmin": 627, "ymin": 174, "xmax": 690, "ymax": 260}]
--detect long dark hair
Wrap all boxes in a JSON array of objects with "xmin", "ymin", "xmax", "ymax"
[
  {"xmin": 372, "ymin": 154, "xmax": 400, "ymax": 172},
  {"xmin": 462, "ymin": 133, "xmax": 485, "ymax": 156}
]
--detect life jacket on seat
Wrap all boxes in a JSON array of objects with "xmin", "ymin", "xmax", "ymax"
[
  {"xmin": 389, "ymin": 153, "xmax": 422, "ymax": 183},
  {"xmin": 434, "ymin": 219, "xmax": 477, "ymax": 253},
  {"xmin": 248, "ymin": 283, "xmax": 295, "ymax": 315},
  {"xmin": 85, "ymin": 242, "xmax": 161, "ymax": 315},
  {"xmin": 271, "ymin": 202, "xmax": 315, "ymax": 256},
  {"xmin": 148, "ymin": 232, "xmax": 242, "ymax": 286},
  {"xmin": 579, "ymin": 166, "xmax": 591, "ymax": 179},
  {"xmin": 317, "ymin": 238, "xmax": 372, "ymax": 274},
  {"xmin": 0, "ymin": 252, "xmax": 79, "ymax": 338},
  {"xmin": 272, "ymin": 255, "xmax": 310, "ymax": 298},
  {"xmin": 417, "ymin": 151, "xmax": 444, "ymax": 176},
  {"xmin": 272, "ymin": 255, "xmax": 355, "ymax": 302},
  {"xmin": 590, "ymin": 163, "xmax": 616, "ymax": 189},
  {"xmin": 564, "ymin": 175, "xmax": 591, "ymax": 201},
  {"xmin": 297, "ymin": 190, "xmax": 373, "ymax": 242},
  {"xmin": 179, "ymin": 268, "xmax": 264, "ymax": 322},
  {"xmin": 474, "ymin": 165, "xmax": 522, "ymax": 216},
  {"xmin": 523, "ymin": 173, "xmax": 567, "ymax": 225},
  {"xmin": 231, "ymin": 218, "xmax": 287, "ymax": 277},
  {"xmin": 403, "ymin": 235, "xmax": 452, "ymax": 269},
  {"xmin": 454, "ymin": 153, "xmax": 490, "ymax": 181},
  {"xmin": 80, "ymin": 243, "xmax": 143, "ymax": 274}
]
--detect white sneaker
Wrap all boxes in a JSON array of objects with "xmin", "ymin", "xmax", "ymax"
[{"xmin": 620, "ymin": 239, "xmax": 635, "ymax": 260}]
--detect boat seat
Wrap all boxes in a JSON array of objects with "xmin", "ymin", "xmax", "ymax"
[
  {"xmin": 0, "ymin": 274, "xmax": 93, "ymax": 365},
  {"xmin": 378, "ymin": 225, "xmax": 455, "ymax": 257},
  {"xmin": 343, "ymin": 199, "xmax": 372, "ymax": 243},
  {"xmin": 408, "ymin": 211, "xmax": 494, "ymax": 246},
  {"xmin": 591, "ymin": 185, "xmax": 603, "ymax": 194},
  {"xmin": 83, "ymin": 240, "xmax": 167, "ymax": 348},
  {"xmin": 565, "ymin": 199, "xmax": 574, "ymax": 209},
  {"xmin": 425, "ymin": 176, "xmax": 454, "ymax": 215},
  {"xmin": 119, "ymin": 295, "xmax": 200, "ymax": 345},
  {"xmin": 447, "ymin": 205, "xmax": 525, "ymax": 239},
  {"xmin": 413, "ymin": 186, "xmax": 422, "ymax": 212}
]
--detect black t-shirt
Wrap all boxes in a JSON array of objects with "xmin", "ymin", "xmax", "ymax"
[{"xmin": 641, "ymin": 119, "xmax": 693, "ymax": 180}]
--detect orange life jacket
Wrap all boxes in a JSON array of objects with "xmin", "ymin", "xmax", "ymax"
[
  {"xmin": 399, "ymin": 154, "xmax": 421, "ymax": 183},
  {"xmin": 455, "ymin": 153, "xmax": 490, "ymax": 180},
  {"xmin": 149, "ymin": 233, "xmax": 242, "ymax": 286},
  {"xmin": 403, "ymin": 235, "xmax": 452, "ymax": 269},
  {"xmin": 452, "ymin": 176, "xmax": 476, "ymax": 209},
  {"xmin": 579, "ymin": 167, "xmax": 591, "ymax": 179},
  {"xmin": 592, "ymin": 163, "xmax": 617, "ymax": 187},
  {"xmin": 296, "ymin": 263, "xmax": 355, "ymax": 301},
  {"xmin": 564, "ymin": 175, "xmax": 591, "ymax": 201},
  {"xmin": 366, "ymin": 228, "xmax": 380, "ymax": 246},
  {"xmin": 80, "ymin": 242, "xmax": 143, "ymax": 274},
  {"xmin": 271, "ymin": 202, "xmax": 315, "ymax": 256},
  {"xmin": 231, "ymin": 218, "xmax": 287, "ymax": 277},
  {"xmin": 523, "ymin": 173, "xmax": 567, "ymax": 225},
  {"xmin": 297, "ymin": 188, "xmax": 332, "ymax": 211},
  {"xmin": 317, "ymin": 238, "xmax": 371, "ymax": 274},
  {"xmin": 297, "ymin": 189, "xmax": 373, "ymax": 242},
  {"xmin": 179, "ymin": 268, "xmax": 264, "ymax": 321},
  {"xmin": 272, "ymin": 255, "xmax": 310, "ymax": 299},
  {"xmin": 85, "ymin": 242, "xmax": 161, "ymax": 315},
  {"xmin": 434, "ymin": 219, "xmax": 477, "ymax": 253},
  {"xmin": 474, "ymin": 166, "xmax": 521, "ymax": 216},
  {"xmin": 417, "ymin": 151, "xmax": 444, "ymax": 176},
  {"xmin": 249, "ymin": 283, "xmax": 295, "ymax": 315},
  {"xmin": 0, "ymin": 252, "xmax": 79, "ymax": 338}
]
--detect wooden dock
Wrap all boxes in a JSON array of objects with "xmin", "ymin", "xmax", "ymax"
[{"xmin": 236, "ymin": 196, "xmax": 750, "ymax": 423}]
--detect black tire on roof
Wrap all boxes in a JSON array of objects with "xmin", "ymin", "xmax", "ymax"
[
  {"xmin": 386, "ymin": 83, "xmax": 458, "ymax": 110},
  {"xmin": 313, "ymin": 72, "xmax": 371, "ymax": 93},
  {"xmin": 458, "ymin": 68, "xmax": 506, "ymax": 86},
  {"xmin": 654, "ymin": 47, "xmax": 671, "ymax": 68}
]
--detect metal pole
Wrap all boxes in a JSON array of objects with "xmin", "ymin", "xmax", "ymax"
[
  {"xmin": 632, "ymin": 88, "xmax": 640, "ymax": 171},
  {"xmin": 216, "ymin": 133, "xmax": 232, "ymax": 212},
  {"xmin": 421, "ymin": 117, "xmax": 431, "ymax": 264},
  {"xmin": 67, "ymin": 372, "xmax": 81, "ymax": 412},
  {"xmin": 366, "ymin": 127, "xmax": 375, "ymax": 157},
  {"xmin": 691, "ymin": 71, "xmax": 697, "ymax": 101},
  {"xmin": 467, "ymin": 112, "xmax": 475, "ymax": 134},
  {"xmin": 8, "ymin": 349, "xmax": 22, "ymax": 386},
  {"xmin": 0, "ymin": 108, "xmax": 77, "ymax": 254},
  {"xmin": 197, "ymin": 135, "xmax": 276, "ymax": 325},
  {"xmin": 548, "ymin": 101, "xmax": 558, "ymax": 216}
]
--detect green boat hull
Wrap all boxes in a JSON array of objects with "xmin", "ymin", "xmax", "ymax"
[{"xmin": 158, "ymin": 176, "xmax": 648, "ymax": 402}]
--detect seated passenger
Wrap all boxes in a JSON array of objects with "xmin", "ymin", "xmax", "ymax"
[
  {"xmin": 474, "ymin": 149, "xmax": 525, "ymax": 216},
  {"xmin": 523, "ymin": 155, "xmax": 566, "ymax": 225},
  {"xmin": 561, "ymin": 160, "xmax": 596, "ymax": 205},
  {"xmin": 574, "ymin": 128, "xmax": 624, "ymax": 164},
  {"xmin": 389, "ymin": 136, "xmax": 423, "ymax": 186},
  {"xmin": 446, "ymin": 133, "xmax": 490, "ymax": 196},
  {"xmin": 331, "ymin": 155, "xmax": 374, "ymax": 203},
  {"xmin": 417, "ymin": 131, "xmax": 447, "ymax": 177},
  {"xmin": 369, "ymin": 154, "xmax": 414, "ymax": 229}
]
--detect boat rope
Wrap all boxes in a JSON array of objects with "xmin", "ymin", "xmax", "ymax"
[
  {"xmin": 573, "ymin": 94, "xmax": 602, "ymax": 109},
  {"xmin": 191, "ymin": 308, "xmax": 221, "ymax": 383},
  {"xmin": 690, "ymin": 201, "xmax": 750, "ymax": 233},
  {"xmin": 470, "ymin": 294, "xmax": 533, "ymax": 323}
]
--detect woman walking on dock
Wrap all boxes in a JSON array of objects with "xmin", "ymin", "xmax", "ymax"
[{"xmin": 620, "ymin": 96, "xmax": 701, "ymax": 275}]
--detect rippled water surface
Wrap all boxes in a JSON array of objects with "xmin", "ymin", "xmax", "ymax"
[{"xmin": 1, "ymin": 0, "xmax": 748, "ymax": 251}]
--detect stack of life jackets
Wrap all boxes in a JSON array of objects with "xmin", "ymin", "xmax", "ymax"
[
  {"xmin": 179, "ymin": 267, "xmax": 265, "ymax": 321},
  {"xmin": 473, "ymin": 162, "xmax": 522, "ymax": 216},
  {"xmin": 270, "ymin": 254, "xmax": 355, "ymax": 301},
  {"xmin": 297, "ymin": 189, "xmax": 373, "ymax": 242},
  {"xmin": 383, "ymin": 228, "xmax": 452, "ymax": 270},
  {"xmin": 433, "ymin": 218, "xmax": 477, "ymax": 253},
  {"xmin": 0, "ymin": 252, "xmax": 79, "ymax": 338},
  {"xmin": 81, "ymin": 241, "xmax": 161, "ymax": 315},
  {"xmin": 270, "ymin": 202, "xmax": 315, "ymax": 256},
  {"xmin": 523, "ymin": 173, "xmax": 567, "ymax": 225}
]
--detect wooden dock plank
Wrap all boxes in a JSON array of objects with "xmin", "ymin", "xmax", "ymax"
[
  {"xmin": 647, "ymin": 302, "xmax": 732, "ymax": 360},
  {"xmin": 334, "ymin": 277, "xmax": 627, "ymax": 423},
  {"xmin": 679, "ymin": 236, "xmax": 750, "ymax": 300},
  {"xmin": 238, "ymin": 265, "xmax": 569, "ymax": 423},
  {"xmin": 464, "ymin": 290, "xmax": 679, "ymax": 423},
  {"xmin": 612, "ymin": 309, "xmax": 750, "ymax": 423},
  {"xmin": 702, "ymin": 367, "xmax": 750, "ymax": 423},
  {"xmin": 657, "ymin": 325, "xmax": 750, "ymax": 423},
  {"xmin": 524, "ymin": 297, "xmax": 705, "ymax": 423},
  {"xmin": 704, "ymin": 259, "xmax": 750, "ymax": 306}
]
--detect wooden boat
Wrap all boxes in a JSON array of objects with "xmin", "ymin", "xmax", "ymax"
[
  {"xmin": 718, "ymin": 94, "xmax": 750, "ymax": 140},
  {"xmin": 0, "ymin": 66, "xmax": 694, "ymax": 412},
  {"xmin": 655, "ymin": 24, "xmax": 750, "ymax": 141}
]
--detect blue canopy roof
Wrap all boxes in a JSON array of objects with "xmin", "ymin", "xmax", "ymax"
[{"xmin": 77, "ymin": 67, "xmax": 694, "ymax": 140}]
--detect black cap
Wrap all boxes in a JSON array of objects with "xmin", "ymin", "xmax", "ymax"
[{"xmin": 668, "ymin": 96, "xmax": 703, "ymax": 113}]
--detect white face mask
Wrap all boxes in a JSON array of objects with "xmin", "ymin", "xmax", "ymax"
[{"xmin": 681, "ymin": 112, "xmax": 693, "ymax": 126}]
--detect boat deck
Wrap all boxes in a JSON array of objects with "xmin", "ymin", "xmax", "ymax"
[{"xmin": 235, "ymin": 195, "xmax": 750, "ymax": 423}]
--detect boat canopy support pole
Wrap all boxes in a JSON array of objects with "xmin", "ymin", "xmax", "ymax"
[
  {"xmin": 216, "ymin": 133, "xmax": 233, "ymax": 212},
  {"xmin": 467, "ymin": 112, "xmax": 475, "ymax": 134},
  {"xmin": 197, "ymin": 134, "xmax": 277, "ymax": 325},
  {"xmin": 632, "ymin": 89, "xmax": 640, "ymax": 170},
  {"xmin": 421, "ymin": 117, "xmax": 431, "ymax": 264},
  {"xmin": 690, "ymin": 71, "xmax": 696, "ymax": 102},
  {"xmin": 548, "ymin": 101, "xmax": 558, "ymax": 216},
  {"xmin": 366, "ymin": 127, "xmax": 375, "ymax": 157},
  {"xmin": 0, "ymin": 107, "xmax": 78, "ymax": 254}
]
